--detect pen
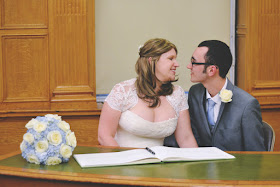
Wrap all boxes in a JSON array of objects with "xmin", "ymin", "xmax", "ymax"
[{"xmin": 145, "ymin": 147, "xmax": 155, "ymax": 155}]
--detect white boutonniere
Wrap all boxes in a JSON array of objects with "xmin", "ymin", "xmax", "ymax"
[{"xmin": 219, "ymin": 89, "xmax": 233, "ymax": 103}]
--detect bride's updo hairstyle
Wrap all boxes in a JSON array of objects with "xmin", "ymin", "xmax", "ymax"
[{"xmin": 135, "ymin": 38, "xmax": 178, "ymax": 108}]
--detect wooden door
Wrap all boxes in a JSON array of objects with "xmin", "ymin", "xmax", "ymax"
[
  {"xmin": 0, "ymin": 0, "xmax": 97, "ymax": 115},
  {"xmin": 0, "ymin": 0, "xmax": 100, "ymax": 155},
  {"xmin": 236, "ymin": 0, "xmax": 280, "ymax": 150}
]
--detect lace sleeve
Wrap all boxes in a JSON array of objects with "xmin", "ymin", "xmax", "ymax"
[
  {"xmin": 105, "ymin": 79, "xmax": 138, "ymax": 112},
  {"xmin": 167, "ymin": 85, "xmax": 189, "ymax": 116},
  {"xmin": 177, "ymin": 86, "xmax": 189, "ymax": 111},
  {"xmin": 105, "ymin": 83, "xmax": 126, "ymax": 112}
]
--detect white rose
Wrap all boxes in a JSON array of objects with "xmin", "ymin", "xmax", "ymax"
[
  {"xmin": 46, "ymin": 156, "xmax": 62, "ymax": 165},
  {"xmin": 27, "ymin": 154, "xmax": 40, "ymax": 164},
  {"xmin": 58, "ymin": 121, "xmax": 70, "ymax": 132},
  {"xmin": 20, "ymin": 141, "xmax": 27, "ymax": 152},
  {"xmin": 35, "ymin": 140, "xmax": 49, "ymax": 153},
  {"xmin": 219, "ymin": 89, "xmax": 233, "ymax": 103},
  {"xmin": 60, "ymin": 144, "xmax": 72, "ymax": 158},
  {"xmin": 23, "ymin": 132, "xmax": 34, "ymax": 145},
  {"xmin": 66, "ymin": 131, "xmax": 77, "ymax": 147},
  {"xmin": 33, "ymin": 122, "xmax": 47, "ymax": 133},
  {"xmin": 47, "ymin": 131, "xmax": 62, "ymax": 146},
  {"xmin": 25, "ymin": 118, "xmax": 39, "ymax": 129},
  {"xmin": 45, "ymin": 114, "xmax": 62, "ymax": 121}
]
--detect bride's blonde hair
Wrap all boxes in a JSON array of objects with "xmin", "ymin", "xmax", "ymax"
[{"xmin": 135, "ymin": 38, "xmax": 178, "ymax": 108}]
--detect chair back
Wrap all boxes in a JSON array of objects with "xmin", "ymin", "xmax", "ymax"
[{"xmin": 262, "ymin": 121, "xmax": 275, "ymax": 151}]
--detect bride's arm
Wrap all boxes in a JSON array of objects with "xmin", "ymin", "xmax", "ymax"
[
  {"xmin": 175, "ymin": 109, "xmax": 198, "ymax": 148},
  {"xmin": 98, "ymin": 102, "xmax": 121, "ymax": 146}
]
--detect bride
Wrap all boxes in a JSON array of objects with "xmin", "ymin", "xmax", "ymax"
[{"xmin": 98, "ymin": 38, "xmax": 198, "ymax": 148}]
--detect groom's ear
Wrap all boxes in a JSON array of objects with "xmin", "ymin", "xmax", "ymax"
[{"xmin": 208, "ymin": 65, "xmax": 218, "ymax": 77}]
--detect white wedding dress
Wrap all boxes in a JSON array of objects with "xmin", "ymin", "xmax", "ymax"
[{"xmin": 105, "ymin": 78, "xmax": 189, "ymax": 148}]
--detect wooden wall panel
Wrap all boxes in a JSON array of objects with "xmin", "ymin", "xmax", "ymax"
[
  {"xmin": 0, "ymin": 0, "xmax": 97, "ymax": 115},
  {"xmin": 236, "ymin": 0, "xmax": 248, "ymax": 91},
  {"xmin": 251, "ymin": 0, "xmax": 280, "ymax": 108},
  {"xmin": 2, "ymin": 35, "xmax": 49, "ymax": 102},
  {"xmin": 262, "ymin": 109, "xmax": 280, "ymax": 150},
  {"xmin": 0, "ymin": 117, "xmax": 27, "ymax": 154},
  {"xmin": 64, "ymin": 116, "xmax": 100, "ymax": 146},
  {"xmin": 49, "ymin": 0, "xmax": 96, "ymax": 104},
  {"xmin": 1, "ymin": 0, "xmax": 48, "ymax": 28},
  {"xmin": 0, "ymin": 115, "xmax": 100, "ymax": 155},
  {"xmin": 237, "ymin": 0, "xmax": 280, "ymax": 109},
  {"xmin": 0, "ymin": 0, "xmax": 99, "ymax": 155},
  {"xmin": 236, "ymin": 34, "xmax": 247, "ymax": 90},
  {"xmin": 0, "ymin": 32, "xmax": 50, "ymax": 111},
  {"xmin": 237, "ymin": 0, "xmax": 280, "ymax": 150}
]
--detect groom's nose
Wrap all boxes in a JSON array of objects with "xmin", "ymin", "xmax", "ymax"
[{"xmin": 187, "ymin": 62, "xmax": 192, "ymax": 69}]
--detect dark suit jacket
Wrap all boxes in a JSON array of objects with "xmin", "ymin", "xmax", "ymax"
[{"xmin": 188, "ymin": 80, "xmax": 266, "ymax": 151}]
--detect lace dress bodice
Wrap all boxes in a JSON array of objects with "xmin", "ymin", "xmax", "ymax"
[{"xmin": 105, "ymin": 78, "xmax": 188, "ymax": 148}]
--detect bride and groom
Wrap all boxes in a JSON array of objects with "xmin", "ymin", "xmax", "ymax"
[{"xmin": 98, "ymin": 38, "xmax": 266, "ymax": 151}]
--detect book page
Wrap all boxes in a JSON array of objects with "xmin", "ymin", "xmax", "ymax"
[
  {"xmin": 150, "ymin": 146, "xmax": 235, "ymax": 162},
  {"xmin": 74, "ymin": 148, "xmax": 159, "ymax": 168}
]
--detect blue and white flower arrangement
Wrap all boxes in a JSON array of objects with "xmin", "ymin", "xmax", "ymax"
[{"xmin": 20, "ymin": 114, "xmax": 77, "ymax": 165}]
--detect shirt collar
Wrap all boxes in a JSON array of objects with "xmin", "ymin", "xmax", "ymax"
[{"xmin": 206, "ymin": 78, "xmax": 228, "ymax": 103}]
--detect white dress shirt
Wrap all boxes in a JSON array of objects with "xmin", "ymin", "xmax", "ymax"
[{"xmin": 206, "ymin": 79, "xmax": 228, "ymax": 123}]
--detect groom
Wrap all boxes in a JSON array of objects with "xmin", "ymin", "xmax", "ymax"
[{"xmin": 187, "ymin": 40, "xmax": 266, "ymax": 151}]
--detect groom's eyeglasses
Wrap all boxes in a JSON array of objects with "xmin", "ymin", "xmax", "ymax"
[
  {"xmin": 191, "ymin": 62, "xmax": 210, "ymax": 66},
  {"xmin": 191, "ymin": 59, "xmax": 217, "ymax": 68}
]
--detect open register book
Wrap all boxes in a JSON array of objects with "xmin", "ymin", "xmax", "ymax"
[{"xmin": 74, "ymin": 146, "xmax": 235, "ymax": 168}]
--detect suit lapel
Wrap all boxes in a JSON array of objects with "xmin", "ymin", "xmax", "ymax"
[
  {"xmin": 215, "ymin": 102, "xmax": 225, "ymax": 127},
  {"xmin": 199, "ymin": 87, "xmax": 212, "ymax": 136},
  {"xmin": 213, "ymin": 79, "xmax": 234, "ymax": 132}
]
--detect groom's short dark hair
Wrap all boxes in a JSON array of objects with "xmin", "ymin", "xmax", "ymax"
[{"xmin": 198, "ymin": 40, "xmax": 232, "ymax": 78}]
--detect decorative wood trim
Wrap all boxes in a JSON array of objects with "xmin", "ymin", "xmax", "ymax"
[
  {"xmin": 252, "ymin": 91, "xmax": 280, "ymax": 97},
  {"xmin": 255, "ymin": 95, "xmax": 280, "ymax": 105},
  {"xmin": 0, "ymin": 29, "xmax": 48, "ymax": 35},
  {"xmin": 254, "ymin": 81, "xmax": 280, "ymax": 89},
  {"xmin": 3, "ymin": 97, "xmax": 49, "ymax": 103},
  {"xmin": 236, "ymin": 27, "xmax": 247, "ymax": 35},
  {"xmin": 53, "ymin": 85, "xmax": 94, "ymax": 95},
  {"xmin": 0, "ymin": 109, "xmax": 101, "ymax": 118},
  {"xmin": 51, "ymin": 85, "xmax": 95, "ymax": 101},
  {"xmin": 1, "ymin": 24, "xmax": 48, "ymax": 29},
  {"xmin": 252, "ymin": 81, "xmax": 280, "ymax": 109}
]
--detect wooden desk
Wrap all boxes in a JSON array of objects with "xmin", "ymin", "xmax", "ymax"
[{"xmin": 1, "ymin": 146, "xmax": 280, "ymax": 187}]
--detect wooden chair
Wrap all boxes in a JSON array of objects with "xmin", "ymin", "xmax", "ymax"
[{"xmin": 262, "ymin": 121, "xmax": 275, "ymax": 151}]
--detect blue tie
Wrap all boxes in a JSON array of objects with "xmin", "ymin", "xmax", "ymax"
[{"xmin": 207, "ymin": 99, "xmax": 216, "ymax": 127}]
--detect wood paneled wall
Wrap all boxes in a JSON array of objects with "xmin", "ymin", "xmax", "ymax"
[
  {"xmin": 0, "ymin": 115, "xmax": 100, "ymax": 155},
  {"xmin": 237, "ymin": 0, "xmax": 280, "ymax": 150},
  {"xmin": 0, "ymin": 0, "xmax": 100, "ymax": 155},
  {"xmin": 0, "ymin": 0, "xmax": 96, "ymax": 114}
]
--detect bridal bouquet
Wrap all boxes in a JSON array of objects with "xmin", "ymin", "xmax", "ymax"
[{"xmin": 20, "ymin": 114, "xmax": 77, "ymax": 165}]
